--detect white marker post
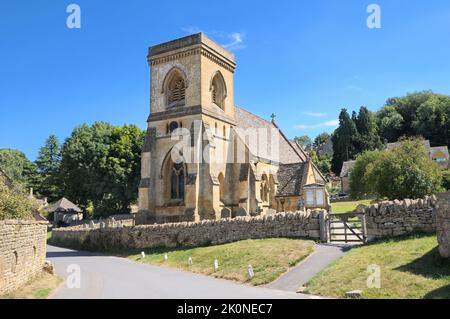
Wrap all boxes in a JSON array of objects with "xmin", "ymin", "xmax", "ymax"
[
  {"xmin": 247, "ymin": 265, "xmax": 255, "ymax": 279},
  {"xmin": 188, "ymin": 257, "xmax": 193, "ymax": 267},
  {"xmin": 214, "ymin": 259, "xmax": 219, "ymax": 272},
  {"xmin": 164, "ymin": 253, "xmax": 168, "ymax": 261},
  {"xmin": 141, "ymin": 251, "xmax": 146, "ymax": 259}
]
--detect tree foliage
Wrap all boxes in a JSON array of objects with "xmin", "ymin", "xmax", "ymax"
[
  {"xmin": 349, "ymin": 138, "xmax": 443, "ymax": 200},
  {"xmin": 0, "ymin": 176, "xmax": 36, "ymax": 220},
  {"xmin": 60, "ymin": 122, "xmax": 144, "ymax": 217},
  {"xmin": 0, "ymin": 149, "xmax": 38, "ymax": 190},
  {"xmin": 310, "ymin": 151, "xmax": 332, "ymax": 175},
  {"xmin": 314, "ymin": 132, "xmax": 331, "ymax": 147},
  {"xmin": 35, "ymin": 134, "xmax": 62, "ymax": 201},
  {"xmin": 331, "ymin": 109, "xmax": 358, "ymax": 174},
  {"xmin": 294, "ymin": 135, "xmax": 312, "ymax": 148},
  {"xmin": 377, "ymin": 91, "xmax": 450, "ymax": 145}
]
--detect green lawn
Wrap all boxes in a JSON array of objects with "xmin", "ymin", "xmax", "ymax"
[
  {"xmin": 305, "ymin": 235, "xmax": 450, "ymax": 299},
  {"xmin": 331, "ymin": 199, "xmax": 373, "ymax": 214},
  {"xmin": 128, "ymin": 238, "xmax": 315, "ymax": 286}
]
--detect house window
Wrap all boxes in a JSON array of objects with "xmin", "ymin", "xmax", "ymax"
[
  {"xmin": 306, "ymin": 190, "xmax": 314, "ymax": 206},
  {"xmin": 170, "ymin": 162, "xmax": 185, "ymax": 200},
  {"xmin": 316, "ymin": 189, "xmax": 324, "ymax": 206}
]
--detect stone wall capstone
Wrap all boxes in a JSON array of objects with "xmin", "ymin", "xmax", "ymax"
[
  {"xmin": 52, "ymin": 210, "xmax": 323, "ymax": 251},
  {"xmin": 0, "ymin": 220, "xmax": 48, "ymax": 295},
  {"xmin": 436, "ymin": 192, "xmax": 450, "ymax": 258},
  {"xmin": 364, "ymin": 195, "xmax": 437, "ymax": 241}
]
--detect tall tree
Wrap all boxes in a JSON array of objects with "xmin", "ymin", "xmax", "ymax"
[
  {"xmin": 353, "ymin": 106, "xmax": 382, "ymax": 153},
  {"xmin": 331, "ymin": 109, "xmax": 358, "ymax": 174},
  {"xmin": 35, "ymin": 134, "xmax": 62, "ymax": 201},
  {"xmin": 59, "ymin": 122, "xmax": 144, "ymax": 216}
]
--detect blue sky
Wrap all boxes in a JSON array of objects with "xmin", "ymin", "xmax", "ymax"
[{"xmin": 1, "ymin": 0, "xmax": 450, "ymax": 160}]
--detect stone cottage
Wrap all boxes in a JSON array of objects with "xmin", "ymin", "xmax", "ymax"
[{"xmin": 137, "ymin": 33, "xmax": 328, "ymax": 224}]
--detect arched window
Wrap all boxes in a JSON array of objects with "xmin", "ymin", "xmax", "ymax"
[
  {"xmin": 164, "ymin": 69, "xmax": 187, "ymax": 108},
  {"xmin": 170, "ymin": 162, "xmax": 185, "ymax": 200},
  {"xmin": 210, "ymin": 72, "xmax": 227, "ymax": 109},
  {"xmin": 169, "ymin": 121, "xmax": 179, "ymax": 133}
]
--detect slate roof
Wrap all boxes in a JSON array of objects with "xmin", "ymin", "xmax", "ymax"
[
  {"xmin": 234, "ymin": 107, "xmax": 306, "ymax": 164},
  {"xmin": 387, "ymin": 140, "xmax": 431, "ymax": 152},
  {"xmin": 340, "ymin": 161, "xmax": 356, "ymax": 178},
  {"xmin": 276, "ymin": 163, "xmax": 307, "ymax": 196},
  {"xmin": 46, "ymin": 197, "xmax": 82, "ymax": 214}
]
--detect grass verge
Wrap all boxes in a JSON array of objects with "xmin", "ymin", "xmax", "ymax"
[
  {"xmin": 331, "ymin": 199, "xmax": 374, "ymax": 214},
  {"xmin": 128, "ymin": 238, "xmax": 315, "ymax": 286},
  {"xmin": 1, "ymin": 271, "xmax": 62, "ymax": 299},
  {"xmin": 305, "ymin": 234, "xmax": 450, "ymax": 299}
]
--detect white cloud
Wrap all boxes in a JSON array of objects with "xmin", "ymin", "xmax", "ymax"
[
  {"xmin": 223, "ymin": 32, "xmax": 245, "ymax": 50},
  {"xmin": 295, "ymin": 120, "xmax": 339, "ymax": 130},
  {"xmin": 181, "ymin": 27, "xmax": 246, "ymax": 51},
  {"xmin": 303, "ymin": 112, "xmax": 327, "ymax": 118}
]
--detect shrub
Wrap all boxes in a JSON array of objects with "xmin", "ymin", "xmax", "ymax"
[{"xmin": 0, "ymin": 176, "xmax": 36, "ymax": 220}]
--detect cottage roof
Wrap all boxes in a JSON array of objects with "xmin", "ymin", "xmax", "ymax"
[
  {"xmin": 276, "ymin": 162, "xmax": 308, "ymax": 197},
  {"xmin": 46, "ymin": 197, "xmax": 82, "ymax": 214}
]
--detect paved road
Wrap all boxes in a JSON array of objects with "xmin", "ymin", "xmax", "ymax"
[
  {"xmin": 47, "ymin": 245, "xmax": 319, "ymax": 299},
  {"xmin": 266, "ymin": 244, "xmax": 353, "ymax": 292}
]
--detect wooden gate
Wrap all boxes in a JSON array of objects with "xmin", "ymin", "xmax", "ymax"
[{"xmin": 328, "ymin": 213, "xmax": 367, "ymax": 244}]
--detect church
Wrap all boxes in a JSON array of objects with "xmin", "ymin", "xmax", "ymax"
[{"xmin": 137, "ymin": 33, "xmax": 329, "ymax": 224}]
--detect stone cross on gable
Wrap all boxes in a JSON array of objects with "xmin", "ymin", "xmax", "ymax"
[{"xmin": 271, "ymin": 113, "xmax": 276, "ymax": 124}]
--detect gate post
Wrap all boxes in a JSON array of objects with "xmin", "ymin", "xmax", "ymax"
[
  {"xmin": 361, "ymin": 213, "xmax": 368, "ymax": 243},
  {"xmin": 319, "ymin": 210, "xmax": 329, "ymax": 243}
]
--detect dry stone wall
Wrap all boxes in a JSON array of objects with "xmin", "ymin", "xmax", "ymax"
[
  {"xmin": 52, "ymin": 210, "xmax": 322, "ymax": 251},
  {"xmin": 363, "ymin": 196, "xmax": 437, "ymax": 240},
  {"xmin": 0, "ymin": 220, "xmax": 48, "ymax": 295},
  {"xmin": 436, "ymin": 192, "xmax": 450, "ymax": 258}
]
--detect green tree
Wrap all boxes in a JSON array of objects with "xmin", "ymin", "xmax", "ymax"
[
  {"xmin": 0, "ymin": 149, "xmax": 38, "ymax": 190},
  {"xmin": 96, "ymin": 125, "xmax": 145, "ymax": 216},
  {"xmin": 314, "ymin": 132, "xmax": 331, "ymax": 147},
  {"xmin": 294, "ymin": 135, "xmax": 312, "ymax": 148},
  {"xmin": 331, "ymin": 109, "xmax": 358, "ymax": 174},
  {"xmin": 310, "ymin": 151, "xmax": 332, "ymax": 175},
  {"xmin": 0, "ymin": 175, "xmax": 36, "ymax": 220},
  {"xmin": 377, "ymin": 91, "xmax": 450, "ymax": 146},
  {"xmin": 35, "ymin": 134, "xmax": 62, "ymax": 201},
  {"xmin": 377, "ymin": 106, "xmax": 404, "ymax": 143},
  {"xmin": 371, "ymin": 138, "xmax": 442, "ymax": 200},
  {"xmin": 349, "ymin": 150, "xmax": 384, "ymax": 199},
  {"xmin": 60, "ymin": 122, "xmax": 115, "ymax": 209},
  {"xmin": 59, "ymin": 122, "xmax": 144, "ymax": 217},
  {"xmin": 353, "ymin": 107, "xmax": 382, "ymax": 153}
]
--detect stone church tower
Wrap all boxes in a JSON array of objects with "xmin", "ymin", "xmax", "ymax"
[{"xmin": 138, "ymin": 33, "xmax": 329, "ymax": 224}]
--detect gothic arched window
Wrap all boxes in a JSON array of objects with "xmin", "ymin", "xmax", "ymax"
[
  {"xmin": 170, "ymin": 162, "xmax": 185, "ymax": 200},
  {"xmin": 210, "ymin": 72, "xmax": 226, "ymax": 110},
  {"xmin": 164, "ymin": 69, "xmax": 187, "ymax": 108}
]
